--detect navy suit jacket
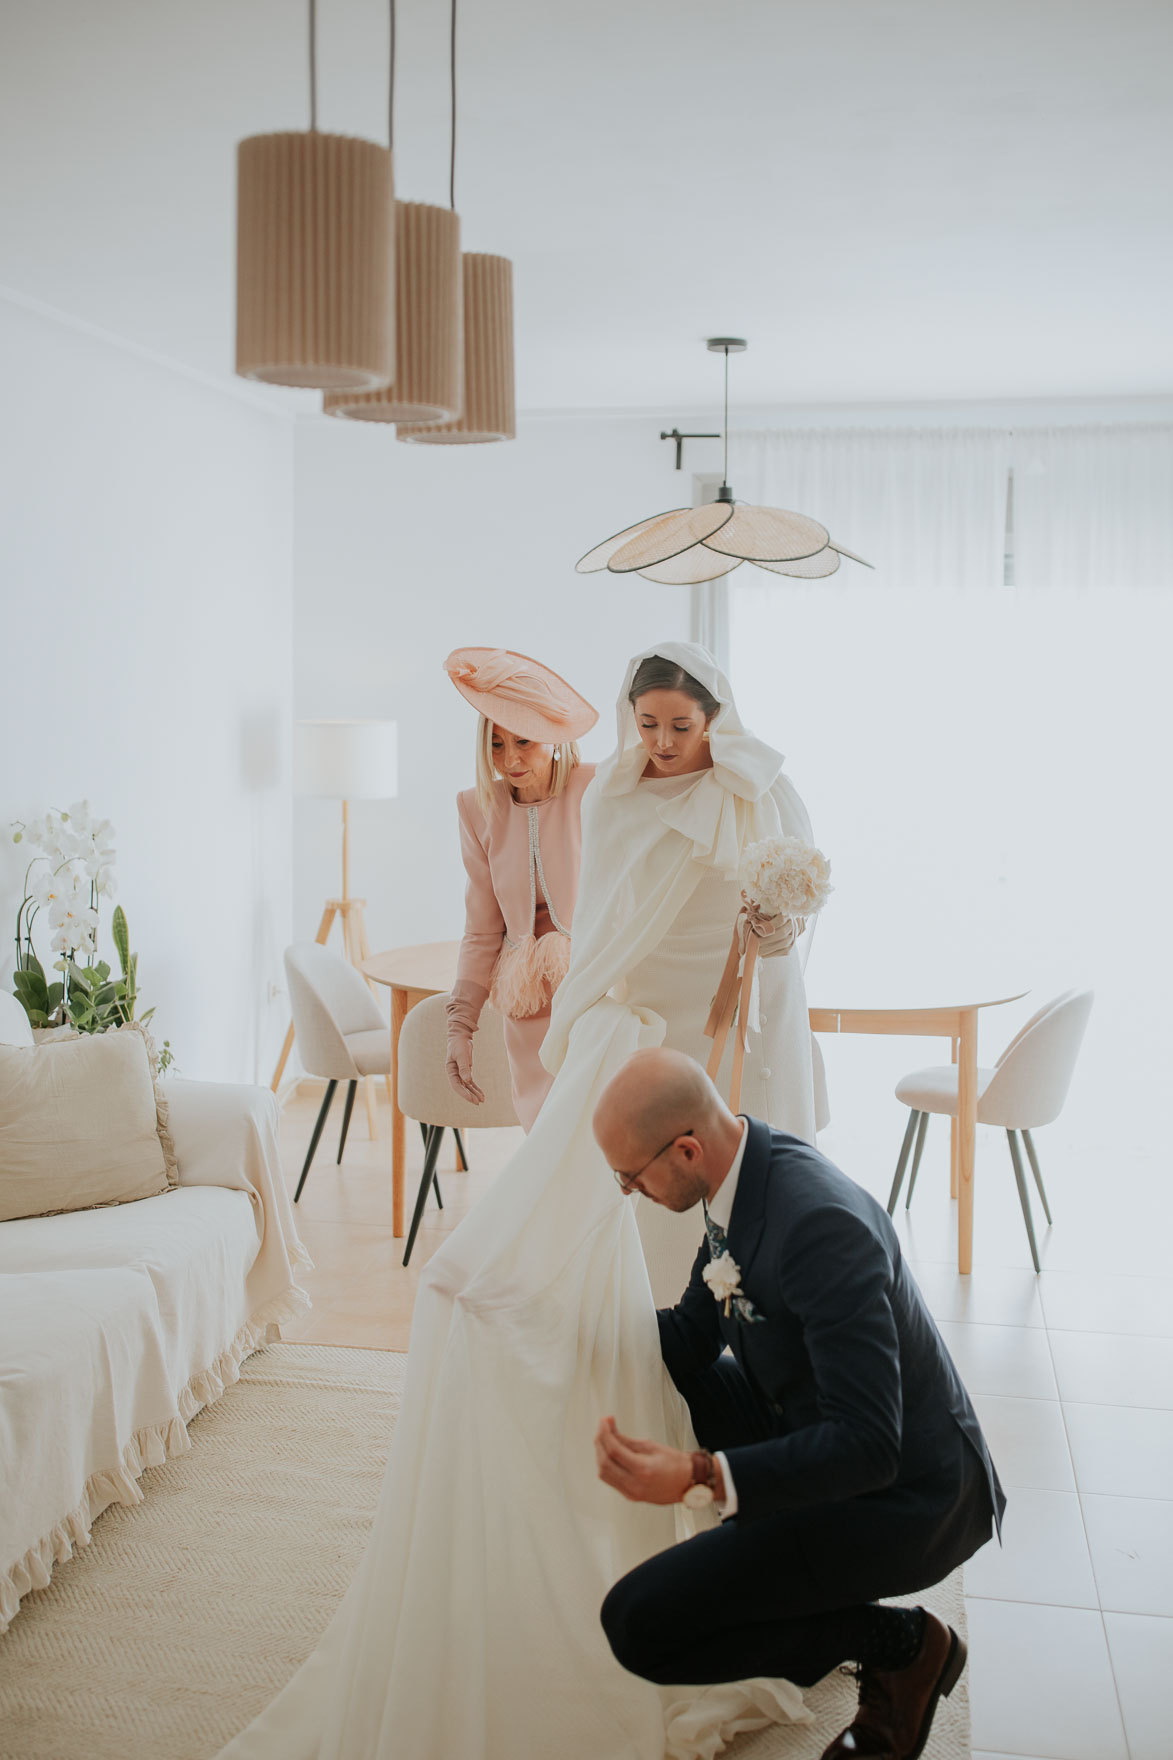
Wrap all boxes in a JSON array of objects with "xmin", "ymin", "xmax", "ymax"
[{"xmin": 658, "ymin": 1120, "xmax": 1006, "ymax": 1534}]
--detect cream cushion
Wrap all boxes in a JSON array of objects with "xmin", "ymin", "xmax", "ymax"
[
  {"xmin": 344, "ymin": 1026, "xmax": 393, "ymax": 1077},
  {"xmin": 895, "ymin": 1065, "xmax": 997, "ymax": 1119},
  {"xmin": 0, "ymin": 1023, "xmax": 178, "ymax": 1222},
  {"xmin": 397, "ymin": 994, "xmax": 519, "ymax": 1130}
]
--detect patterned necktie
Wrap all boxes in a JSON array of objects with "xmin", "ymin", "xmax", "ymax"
[{"xmin": 703, "ymin": 1205, "xmax": 728, "ymax": 1260}]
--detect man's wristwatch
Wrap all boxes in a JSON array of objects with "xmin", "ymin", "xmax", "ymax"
[{"xmin": 681, "ymin": 1450, "xmax": 718, "ymax": 1509}]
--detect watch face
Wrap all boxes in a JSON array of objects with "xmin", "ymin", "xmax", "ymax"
[{"xmin": 682, "ymin": 1483, "xmax": 715, "ymax": 1510}]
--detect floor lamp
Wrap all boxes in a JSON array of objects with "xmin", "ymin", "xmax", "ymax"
[{"xmin": 271, "ymin": 720, "xmax": 399, "ymax": 1143}]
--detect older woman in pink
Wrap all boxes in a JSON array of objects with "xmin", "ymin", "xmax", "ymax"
[{"xmin": 443, "ymin": 648, "xmax": 598, "ymax": 1130}]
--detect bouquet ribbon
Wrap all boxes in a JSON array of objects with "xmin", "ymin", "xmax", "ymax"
[{"xmin": 703, "ymin": 907, "xmax": 759, "ymax": 1113}]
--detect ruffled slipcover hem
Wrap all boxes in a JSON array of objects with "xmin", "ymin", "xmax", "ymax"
[{"xmin": 0, "ymin": 1281, "xmax": 311, "ymax": 1633}]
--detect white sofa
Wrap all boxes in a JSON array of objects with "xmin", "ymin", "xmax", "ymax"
[{"xmin": 0, "ymin": 1004, "xmax": 311, "ymax": 1633}]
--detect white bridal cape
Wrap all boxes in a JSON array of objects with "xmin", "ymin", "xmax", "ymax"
[{"xmin": 218, "ymin": 644, "xmax": 815, "ymax": 1760}]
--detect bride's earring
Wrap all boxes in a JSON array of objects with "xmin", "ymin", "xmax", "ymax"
[{"xmin": 701, "ymin": 730, "xmax": 711, "ymax": 742}]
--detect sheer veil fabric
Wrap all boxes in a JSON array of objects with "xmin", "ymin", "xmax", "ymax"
[{"xmin": 216, "ymin": 643, "xmax": 812, "ymax": 1760}]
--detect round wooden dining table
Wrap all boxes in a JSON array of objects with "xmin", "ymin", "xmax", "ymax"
[{"xmin": 363, "ymin": 940, "xmax": 1026, "ymax": 1274}]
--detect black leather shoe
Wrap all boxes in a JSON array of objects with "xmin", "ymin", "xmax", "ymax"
[{"xmin": 820, "ymin": 1610, "xmax": 967, "ymax": 1760}]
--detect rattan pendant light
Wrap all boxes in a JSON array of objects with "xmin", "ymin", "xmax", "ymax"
[
  {"xmin": 235, "ymin": 0, "xmax": 394, "ymax": 391},
  {"xmin": 577, "ymin": 340, "xmax": 873, "ymax": 583},
  {"xmin": 323, "ymin": 0, "xmax": 463, "ymax": 426}
]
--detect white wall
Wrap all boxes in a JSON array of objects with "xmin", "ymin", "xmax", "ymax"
[
  {"xmin": 731, "ymin": 573, "xmax": 1173, "ymax": 1182},
  {"xmin": 291, "ymin": 414, "xmax": 694, "ymax": 956},
  {"xmin": 0, "ymin": 295, "xmax": 295, "ymax": 1083}
]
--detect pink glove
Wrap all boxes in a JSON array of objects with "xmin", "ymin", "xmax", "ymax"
[
  {"xmin": 445, "ymin": 985, "xmax": 487, "ymax": 1105},
  {"xmin": 739, "ymin": 896, "xmax": 806, "ymax": 958}
]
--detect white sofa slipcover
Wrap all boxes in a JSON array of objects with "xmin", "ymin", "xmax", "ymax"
[{"xmin": 0, "ymin": 1076, "xmax": 311, "ymax": 1632}]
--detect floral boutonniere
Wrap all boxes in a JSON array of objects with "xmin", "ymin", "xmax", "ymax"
[{"xmin": 702, "ymin": 1251, "xmax": 765, "ymax": 1325}]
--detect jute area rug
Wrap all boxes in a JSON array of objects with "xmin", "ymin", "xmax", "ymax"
[{"xmin": 0, "ymin": 1343, "xmax": 969, "ymax": 1760}]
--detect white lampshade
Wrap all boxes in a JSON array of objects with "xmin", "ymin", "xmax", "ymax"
[{"xmin": 295, "ymin": 720, "xmax": 399, "ymax": 800}]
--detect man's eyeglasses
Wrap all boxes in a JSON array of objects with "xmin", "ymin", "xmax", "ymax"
[{"xmin": 611, "ymin": 1129, "xmax": 694, "ymax": 1195}]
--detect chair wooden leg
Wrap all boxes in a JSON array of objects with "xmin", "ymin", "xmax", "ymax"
[
  {"xmin": 404, "ymin": 1125, "xmax": 444, "ymax": 1267},
  {"xmin": 905, "ymin": 1110, "xmax": 931, "ymax": 1209},
  {"xmin": 1006, "ymin": 1130, "xmax": 1041, "ymax": 1273},
  {"xmin": 888, "ymin": 1110, "xmax": 920, "ymax": 1215},
  {"xmin": 336, "ymin": 1081, "xmax": 358, "ymax": 1164},
  {"xmin": 454, "ymin": 1128, "xmax": 469, "ymax": 1172},
  {"xmin": 1021, "ymin": 1130, "xmax": 1053, "ymax": 1225},
  {"xmin": 295, "ymin": 1080, "xmax": 337, "ymax": 1203}
]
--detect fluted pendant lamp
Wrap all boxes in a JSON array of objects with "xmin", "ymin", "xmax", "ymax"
[
  {"xmin": 323, "ymin": 0, "xmax": 464, "ymax": 426},
  {"xmin": 398, "ymin": 252, "xmax": 515, "ymax": 443},
  {"xmin": 577, "ymin": 340, "xmax": 874, "ymax": 584},
  {"xmin": 235, "ymin": 1, "xmax": 394, "ymax": 391},
  {"xmin": 323, "ymin": 202, "xmax": 463, "ymax": 423}
]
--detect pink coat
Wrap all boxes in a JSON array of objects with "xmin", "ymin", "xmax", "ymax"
[{"xmin": 452, "ymin": 763, "xmax": 595, "ymax": 1128}]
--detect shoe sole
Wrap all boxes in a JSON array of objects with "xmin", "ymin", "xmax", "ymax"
[{"xmin": 906, "ymin": 1626, "xmax": 968, "ymax": 1760}]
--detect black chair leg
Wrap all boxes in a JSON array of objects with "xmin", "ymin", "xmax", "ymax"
[
  {"xmin": 1006, "ymin": 1130, "xmax": 1042, "ymax": 1273},
  {"xmin": 295, "ymin": 1080, "xmax": 338, "ymax": 1203},
  {"xmin": 433, "ymin": 1171, "xmax": 444, "ymax": 1208},
  {"xmin": 1021, "ymin": 1129, "xmax": 1053, "ymax": 1224},
  {"xmin": 454, "ymin": 1128, "xmax": 469, "ymax": 1172},
  {"xmin": 336, "ymin": 1081, "xmax": 358, "ymax": 1164},
  {"xmin": 404, "ymin": 1125, "xmax": 445, "ymax": 1267},
  {"xmin": 887, "ymin": 1110, "xmax": 920, "ymax": 1214},
  {"xmin": 905, "ymin": 1110, "xmax": 931, "ymax": 1209}
]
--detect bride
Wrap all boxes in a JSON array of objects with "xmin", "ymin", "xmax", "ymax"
[{"xmin": 219, "ymin": 642, "xmax": 819, "ymax": 1760}]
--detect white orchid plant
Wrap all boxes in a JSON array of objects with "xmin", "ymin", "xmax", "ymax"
[{"xmin": 11, "ymin": 802, "xmax": 173, "ymax": 1068}]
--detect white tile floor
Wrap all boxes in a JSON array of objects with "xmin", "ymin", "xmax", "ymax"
[{"xmin": 817, "ymin": 1060, "xmax": 1173, "ymax": 1760}]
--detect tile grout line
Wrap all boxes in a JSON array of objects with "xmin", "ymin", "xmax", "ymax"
[{"xmin": 1037, "ymin": 1273, "xmax": 1134, "ymax": 1760}]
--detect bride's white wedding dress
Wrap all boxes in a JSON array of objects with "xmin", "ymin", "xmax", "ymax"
[{"xmin": 218, "ymin": 645, "xmax": 817, "ymax": 1760}]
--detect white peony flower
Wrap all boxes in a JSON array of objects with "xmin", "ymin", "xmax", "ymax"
[
  {"xmin": 739, "ymin": 835, "xmax": 834, "ymax": 920},
  {"xmin": 702, "ymin": 1251, "xmax": 744, "ymax": 1305}
]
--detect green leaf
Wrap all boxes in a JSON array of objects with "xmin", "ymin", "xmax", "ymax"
[
  {"xmin": 13, "ymin": 968, "xmax": 48, "ymax": 1012},
  {"xmin": 111, "ymin": 905, "xmax": 130, "ymax": 977},
  {"xmin": 139, "ymin": 1006, "xmax": 156, "ymax": 1025}
]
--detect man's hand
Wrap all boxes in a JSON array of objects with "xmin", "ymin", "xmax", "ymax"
[{"xmin": 594, "ymin": 1416, "xmax": 714, "ymax": 1505}]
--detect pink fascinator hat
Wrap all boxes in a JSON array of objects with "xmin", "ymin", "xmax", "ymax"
[{"xmin": 443, "ymin": 648, "xmax": 598, "ymax": 743}]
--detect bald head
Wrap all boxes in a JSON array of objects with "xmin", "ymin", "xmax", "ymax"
[{"xmin": 593, "ymin": 1049, "xmax": 743, "ymax": 1213}]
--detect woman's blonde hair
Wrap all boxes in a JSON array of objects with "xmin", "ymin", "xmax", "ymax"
[{"xmin": 475, "ymin": 716, "xmax": 581, "ymax": 815}]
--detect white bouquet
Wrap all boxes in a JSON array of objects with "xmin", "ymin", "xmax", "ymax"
[
  {"xmin": 705, "ymin": 835, "xmax": 833, "ymax": 1110},
  {"xmin": 739, "ymin": 835, "xmax": 834, "ymax": 923}
]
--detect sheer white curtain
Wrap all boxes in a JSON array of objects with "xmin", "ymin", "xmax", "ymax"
[
  {"xmin": 1013, "ymin": 424, "xmax": 1173, "ymax": 590},
  {"xmin": 726, "ymin": 424, "xmax": 1173, "ymax": 1238},
  {"xmin": 728, "ymin": 426, "xmax": 1011, "ymax": 593}
]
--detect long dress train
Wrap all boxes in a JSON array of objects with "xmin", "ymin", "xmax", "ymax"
[{"xmin": 216, "ymin": 643, "xmax": 815, "ymax": 1760}]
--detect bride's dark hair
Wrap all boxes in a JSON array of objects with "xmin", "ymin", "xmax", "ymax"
[{"xmin": 627, "ymin": 655, "xmax": 721, "ymax": 721}]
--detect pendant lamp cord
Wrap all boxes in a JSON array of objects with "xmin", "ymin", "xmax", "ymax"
[
  {"xmin": 308, "ymin": 0, "xmax": 318, "ymax": 131},
  {"xmin": 449, "ymin": 0, "xmax": 458, "ymax": 209},
  {"xmin": 388, "ymin": 0, "xmax": 396, "ymax": 146},
  {"xmin": 723, "ymin": 345, "xmax": 729, "ymax": 489}
]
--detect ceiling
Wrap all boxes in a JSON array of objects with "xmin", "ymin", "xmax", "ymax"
[{"xmin": 2, "ymin": 0, "xmax": 1170, "ymax": 412}]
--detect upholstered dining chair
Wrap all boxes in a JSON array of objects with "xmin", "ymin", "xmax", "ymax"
[
  {"xmin": 886, "ymin": 989, "xmax": 1094, "ymax": 1271},
  {"xmin": 397, "ymin": 993, "xmax": 519, "ymax": 1267},
  {"xmin": 284, "ymin": 942, "xmax": 393, "ymax": 1202}
]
